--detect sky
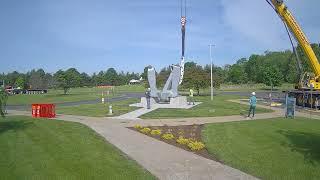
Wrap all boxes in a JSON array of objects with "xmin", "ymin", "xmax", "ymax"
[{"xmin": 0, "ymin": 0, "xmax": 319, "ymax": 74}]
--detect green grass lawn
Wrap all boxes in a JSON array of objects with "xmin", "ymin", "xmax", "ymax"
[
  {"xmin": 0, "ymin": 116, "xmax": 155, "ymax": 180},
  {"xmin": 140, "ymin": 95, "xmax": 272, "ymax": 119},
  {"xmin": 179, "ymin": 83, "xmax": 294, "ymax": 95},
  {"xmin": 7, "ymin": 87, "xmax": 118, "ymax": 105},
  {"xmin": 57, "ymin": 98, "xmax": 140, "ymax": 117},
  {"xmin": 114, "ymin": 85, "xmax": 145, "ymax": 93},
  {"xmin": 202, "ymin": 117, "xmax": 320, "ymax": 179},
  {"xmin": 218, "ymin": 83, "xmax": 294, "ymax": 92}
]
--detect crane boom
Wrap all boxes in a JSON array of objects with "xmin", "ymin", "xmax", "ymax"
[{"xmin": 272, "ymin": 0, "xmax": 320, "ymax": 88}]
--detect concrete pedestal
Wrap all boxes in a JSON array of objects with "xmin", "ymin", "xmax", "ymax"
[{"xmin": 130, "ymin": 96, "xmax": 199, "ymax": 109}]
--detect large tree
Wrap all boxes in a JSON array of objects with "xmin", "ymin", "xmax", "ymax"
[
  {"xmin": 227, "ymin": 62, "xmax": 248, "ymax": 84},
  {"xmin": 182, "ymin": 63, "xmax": 210, "ymax": 95},
  {"xmin": 28, "ymin": 69, "xmax": 49, "ymax": 89},
  {"xmin": 14, "ymin": 76, "xmax": 25, "ymax": 89},
  {"xmin": 244, "ymin": 51, "xmax": 294, "ymax": 84},
  {"xmin": 6, "ymin": 71, "xmax": 20, "ymax": 86},
  {"xmin": 204, "ymin": 64, "xmax": 225, "ymax": 88},
  {"xmin": 95, "ymin": 71, "xmax": 105, "ymax": 85},
  {"xmin": 54, "ymin": 70, "xmax": 69, "ymax": 94},
  {"xmin": 105, "ymin": 68, "xmax": 118, "ymax": 86},
  {"xmin": 54, "ymin": 68, "xmax": 81, "ymax": 94},
  {"xmin": 80, "ymin": 72, "xmax": 91, "ymax": 87},
  {"xmin": 65, "ymin": 68, "xmax": 81, "ymax": 87},
  {"xmin": 44, "ymin": 73, "xmax": 54, "ymax": 89},
  {"xmin": 262, "ymin": 66, "xmax": 283, "ymax": 88}
]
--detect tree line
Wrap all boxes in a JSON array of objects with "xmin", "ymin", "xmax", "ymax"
[
  {"xmin": 225, "ymin": 43, "xmax": 320, "ymax": 87},
  {"xmin": 0, "ymin": 68, "xmax": 140, "ymax": 94},
  {"xmin": 1, "ymin": 43, "xmax": 319, "ymax": 94}
]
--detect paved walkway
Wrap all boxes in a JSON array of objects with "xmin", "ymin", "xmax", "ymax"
[
  {"xmin": 116, "ymin": 107, "xmax": 157, "ymax": 120},
  {"xmin": 6, "ymin": 100, "xmax": 320, "ymax": 180}
]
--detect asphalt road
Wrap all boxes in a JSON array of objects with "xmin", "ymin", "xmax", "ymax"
[
  {"xmin": 6, "ymin": 93, "xmax": 145, "ymax": 111},
  {"xmin": 220, "ymin": 91, "xmax": 286, "ymax": 101}
]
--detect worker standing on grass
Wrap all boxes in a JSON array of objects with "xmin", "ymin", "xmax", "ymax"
[
  {"xmin": 248, "ymin": 92, "xmax": 257, "ymax": 118},
  {"xmin": 189, "ymin": 89, "xmax": 195, "ymax": 105},
  {"xmin": 146, "ymin": 88, "xmax": 151, "ymax": 109}
]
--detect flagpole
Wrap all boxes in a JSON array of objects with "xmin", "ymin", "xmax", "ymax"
[{"xmin": 209, "ymin": 44, "xmax": 215, "ymax": 101}]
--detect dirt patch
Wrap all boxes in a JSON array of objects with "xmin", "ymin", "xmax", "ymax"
[{"xmin": 128, "ymin": 125, "xmax": 222, "ymax": 162}]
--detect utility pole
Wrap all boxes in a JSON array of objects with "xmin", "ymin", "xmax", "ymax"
[{"xmin": 209, "ymin": 44, "xmax": 215, "ymax": 101}]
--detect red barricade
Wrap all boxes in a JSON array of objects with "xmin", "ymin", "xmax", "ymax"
[{"xmin": 31, "ymin": 104, "xmax": 56, "ymax": 118}]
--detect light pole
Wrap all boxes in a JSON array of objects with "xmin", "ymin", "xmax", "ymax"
[{"xmin": 209, "ymin": 44, "xmax": 215, "ymax": 101}]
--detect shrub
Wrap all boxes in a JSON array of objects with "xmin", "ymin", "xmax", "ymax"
[
  {"xmin": 134, "ymin": 125, "xmax": 143, "ymax": 129},
  {"xmin": 162, "ymin": 133, "xmax": 175, "ymax": 140},
  {"xmin": 150, "ymin": 129, "xmax": 162, "ymax": 136},
  {"xmin": 188, "ymin": 141, "xmax": 205, "ymax": 151},
  {"xmin": 140, "ymin": 127, "xmax": 151, "ymax": 134},
  {"xmin": 176, "ymin": 136, "xmax": 190, "ymax": 145}
]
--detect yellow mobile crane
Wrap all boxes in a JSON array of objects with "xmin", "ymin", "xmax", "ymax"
[{"xmin": 269, "ymin": 0, "xmax": 320, "ymax": 106}]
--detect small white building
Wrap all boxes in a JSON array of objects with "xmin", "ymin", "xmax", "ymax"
[{"xmin": 129, "ymin": 79, "xmax": 141, "ymax": 85}]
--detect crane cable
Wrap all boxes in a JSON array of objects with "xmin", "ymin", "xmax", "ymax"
[
  {"xmin": 181, "ymin": 0, "xmax": 187, "ymax": 17},
  {"xmin": 265, "ymin": 0, "xmax": 303, "ymax": 76},
  {"xmin": 179, "ymin": 0, "xmax": 187, "ymax": 85}
]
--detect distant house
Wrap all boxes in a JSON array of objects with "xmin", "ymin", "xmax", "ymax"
[
  {"xmin": 129, "ymin": 79, "xmax": 141, "ymax": 85},
  {"xmin": 129, "ymin": 77, "xmax": 144, "ymax": 85},
  {"xmin": 97, "ymin": 85, "xmax": 114, "ymax": 88}
]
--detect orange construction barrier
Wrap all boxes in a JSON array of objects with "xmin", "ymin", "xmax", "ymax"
[
  {"xmin": 31, "ymin": 104, "xmax": 56, "ymax": 118},
  {"xmin": 31, "ymin": 104, "xmax": 38, "ymax": 117}
]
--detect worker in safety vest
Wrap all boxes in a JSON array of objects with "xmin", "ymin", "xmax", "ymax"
[
  {"xmin": 248, "ymin": 92, "xmax": 257, "ymax": 118},
  {"xmin": 189, "ymin": 89, "xmax": 195, "ymax": 105}
]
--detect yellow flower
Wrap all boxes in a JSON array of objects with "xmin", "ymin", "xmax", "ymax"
[
  {"xmin": 161, "ymin": 133, "xmax": 175, "ymax": 140},
  {"xmin": 188, "ymin": 141, "xmax": 205, "ymax": 151},
  {"xmin": 140, "ymin": 127, "xmax": 151, "ymax": 134},
  {"xmin": 150, "ymin": 129, "xmax": 162, "ymax": 136},
  {"xmin": 134, "ymin": 125, "xmax": 142, "ymax": 129},
  {"xmin": 176, "ymin": 136, "xmax": 190, "ymax": 145}
]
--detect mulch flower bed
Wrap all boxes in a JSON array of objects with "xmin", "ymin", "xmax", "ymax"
[{"xmin": 128, "ymin": 124, "xmax": 222, "ymax": 162}]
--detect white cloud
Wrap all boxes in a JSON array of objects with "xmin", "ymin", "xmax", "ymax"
[{"xmin": 221, "ymin": 0, "xmax": 288, "ymax": 49}]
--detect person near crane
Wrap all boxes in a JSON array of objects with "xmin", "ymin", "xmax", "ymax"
[{"xmin": 248, "ymin": 92, "xmax": 257, "ymax": 118}]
